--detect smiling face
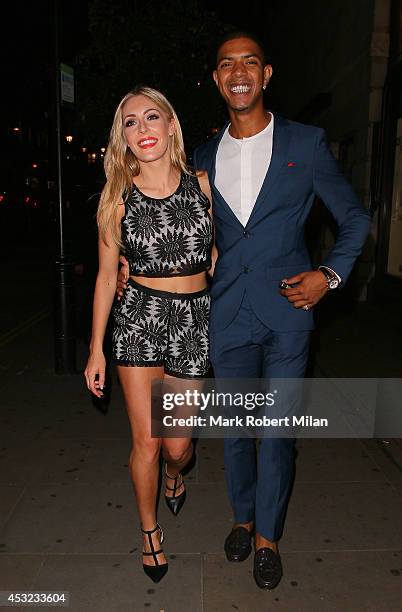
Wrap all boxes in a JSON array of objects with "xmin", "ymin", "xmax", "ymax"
[
  {"xmin": 122, "ymin": 94, "xmax": 175, "ymax": 164},
  {"xmin": 213, "ymin": 37, "xmax": 272, "ymax": 114}
]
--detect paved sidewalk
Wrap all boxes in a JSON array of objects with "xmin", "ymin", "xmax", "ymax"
[{"xmin": 0, "ymin": 301, "xmax": 401, "ymax": 611}]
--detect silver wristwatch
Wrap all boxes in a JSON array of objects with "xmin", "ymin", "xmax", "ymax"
[{"xmin": 318, "ymin": 266, "xmax": 339, "ymax": 290}]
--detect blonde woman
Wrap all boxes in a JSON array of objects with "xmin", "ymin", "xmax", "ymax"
[{"xmin": 84, "ymin": 86, "xmax": 215, "ymax": 582}]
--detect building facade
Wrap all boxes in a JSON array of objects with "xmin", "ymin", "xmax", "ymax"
[{"xmin": 267, "ymin": 0, "xmax": 401, "ymax": 300}]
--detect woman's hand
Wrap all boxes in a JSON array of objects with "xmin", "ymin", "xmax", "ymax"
[{"xmin": 84, "ymin": 351, "xmax": 106, "ymax": 398}]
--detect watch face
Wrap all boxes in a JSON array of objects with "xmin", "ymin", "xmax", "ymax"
[{"xmin": 329, "ymin": 278, "xmax": 339, "ymax": 289}]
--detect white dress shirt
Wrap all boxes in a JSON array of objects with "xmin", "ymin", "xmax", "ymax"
[{"xmin": 215, "ymin": 114, "xmax": 273, "ymax": 226}]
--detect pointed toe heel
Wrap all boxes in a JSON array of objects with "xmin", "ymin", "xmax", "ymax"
[
  {"xmin": 143, "ymin": 563, "xmax": 168, "ymax": 583},
  {"xmin": 166, "ymin": 488, "xmax": 186, "ymax": 516},
  {"xmin": 164, "ymin": 463, "xmax": 186, "ymax": 516},
  {"xmin": 141, "ymin": 523, "xmax": 168, "ymax": 583}
]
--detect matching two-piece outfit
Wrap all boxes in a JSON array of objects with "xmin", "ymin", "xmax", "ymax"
[{"xmin": 112, "ymin": 172, "xmax": 213, "ymax": 378}]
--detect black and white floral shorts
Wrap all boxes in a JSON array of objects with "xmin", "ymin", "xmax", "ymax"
[{"xmin": 112, "ymin": 279, "xmax": 210, "ymax": 378}]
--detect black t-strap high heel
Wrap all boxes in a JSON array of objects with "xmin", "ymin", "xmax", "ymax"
[
  {"xmin": 165, "ymin": 463, "xmax": 187, "ymax": 516},
  {"xmin": 141, "ymin": 523, "xmax": 168, "ymax": 583}
]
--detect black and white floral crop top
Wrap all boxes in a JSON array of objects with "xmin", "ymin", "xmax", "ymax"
[{"xmin": 121, "ymin": 172, "xmax": 213, "ymax": 277}]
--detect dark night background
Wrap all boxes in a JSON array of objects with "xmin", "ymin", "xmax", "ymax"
[
  {"xmin": 0, "ymin": 0, "xmax": 290, "ymax": 317},
  {"xmin": 0, "ymin": 0, "xmax": 400, "ymax": 348},
  {"xmin": 1, "ymin": 1, "xmax": 285, "ymax": 195}
]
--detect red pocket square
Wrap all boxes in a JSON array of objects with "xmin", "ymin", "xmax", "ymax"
[{"xmin": 287, "ymin": 162, "xmax": 296, "ymax": 167}]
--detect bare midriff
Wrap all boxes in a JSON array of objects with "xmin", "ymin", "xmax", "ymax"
[{"xmin": 130, "ymin": 271, "xmax": 207, "ymax": 293}]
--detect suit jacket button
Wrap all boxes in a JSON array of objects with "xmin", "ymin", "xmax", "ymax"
[
  {"xmin": 243, "ymin": 266, "xmax": 249, "ymax": 273},
  {"xmin": 243, "ymin": 231, "xmax": 250, "ymax": 238}
]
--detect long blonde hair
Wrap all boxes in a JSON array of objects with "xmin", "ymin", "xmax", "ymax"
[{"xmin": 97, "ymin": 86, "xmax": 190, "ymax": 246}]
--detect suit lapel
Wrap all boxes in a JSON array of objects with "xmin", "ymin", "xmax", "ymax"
[
  {"xmin": 207, "ymin": 115, "xmax": 291, "ymax": 230},
  {"xmin": 246, "ymin": 114, "xmax": 291, "ymax": 229},
  {"xmin": 209, "ymin": 122, "xmax": 228, "ymax": 185}
]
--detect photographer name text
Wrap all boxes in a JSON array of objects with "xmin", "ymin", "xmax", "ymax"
[{"xmin": 162, "ymin": 415, "xmax": 328, "ymax": 428}]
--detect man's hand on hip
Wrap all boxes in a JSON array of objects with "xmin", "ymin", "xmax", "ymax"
[
  {"xmin": 116, "ymin": 255, "xmax": 129, "ymax": 300},
  {"xmin": 279, "ymin": 270, "xmax": 328, "ymax": 309}
]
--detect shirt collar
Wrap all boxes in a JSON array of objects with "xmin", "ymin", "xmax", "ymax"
[{"xmin": 224, "ymin": 112, "xmax": 274, "ymax": 144}]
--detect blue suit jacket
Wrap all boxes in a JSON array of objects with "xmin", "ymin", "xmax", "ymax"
[{"xmin": 193, "ymin": 114, "xmax": 371, "ymax": 332}]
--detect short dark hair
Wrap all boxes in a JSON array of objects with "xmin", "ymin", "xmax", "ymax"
[{"xmin": 215, "ymin": 30, "xmax": 271, "ymax": 67}]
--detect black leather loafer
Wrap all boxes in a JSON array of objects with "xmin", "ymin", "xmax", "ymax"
[
  {"xmin": 224, "ymin": 526, "xmax": 252, "ymax": 562},
  {"xmin": 253, "ymin": 547, "xmax": 282, "ymax": 590}
]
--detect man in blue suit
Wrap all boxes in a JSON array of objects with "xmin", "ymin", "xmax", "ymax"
[{"xmin": 192, "ymin": 31, "xmax": 371, "ymax": 590}]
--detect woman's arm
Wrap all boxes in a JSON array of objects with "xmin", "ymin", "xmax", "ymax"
[
  {"xmin": 84, "ymin": 206, "xmax": 123, "ymax": 396},
  {"xmin": 196, "ymin": 170, "xmax": 218, "ymax": 277}
]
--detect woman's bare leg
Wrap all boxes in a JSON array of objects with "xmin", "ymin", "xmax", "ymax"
[
  {"xmin": 117, "ymin": 365, "xmax": 165, "ymax": 565},
  {"xmin": 161, "ymin": 375, "xmax": 198, "ymax": 497}
]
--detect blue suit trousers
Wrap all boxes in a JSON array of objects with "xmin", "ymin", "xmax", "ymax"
[{"xmin": 210, "ymin": 292, "xmax": 310, "ymax": 541}]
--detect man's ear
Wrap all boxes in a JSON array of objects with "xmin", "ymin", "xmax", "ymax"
[
  {"xmin": 213, "ymin": 70, "xmax": 218, "ymax": 87},
  {"xmin": 263, "ymin": 64, "xmax": 273, "ymax": 87}
]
